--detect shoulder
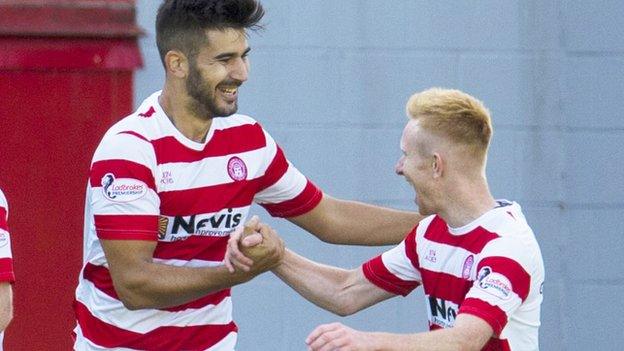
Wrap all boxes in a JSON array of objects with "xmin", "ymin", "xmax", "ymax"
[
  {"xmin": 479, "ymin": 203, "xmax": 543, "ymax": 268},
  {"xmin": 100, "ymin": 91, "xmax": 165, "ymax": 145},
  {"xmin": 93, "ymin": 101, "xmax": 162, "ymax": 166},
  {"xmin": 94, "ymin": 119, "xmax": 156, "ymax": 166},
  {"xmin": 104, "ymin": 102, "xmax": 161, "ymax": 144}
]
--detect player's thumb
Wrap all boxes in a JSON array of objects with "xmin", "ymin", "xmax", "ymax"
[
  {"xmin": 247, "ymin": 215, "xmax": 260, "ymax": 226},
  {"xmin": 241, "ymin": 232, "xmax": 263, "ymax": 247}
]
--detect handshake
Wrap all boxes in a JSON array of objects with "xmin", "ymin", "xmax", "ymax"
[{"xmin": 224, "ymin": 215, "xmax": 285, "ymax": 275}]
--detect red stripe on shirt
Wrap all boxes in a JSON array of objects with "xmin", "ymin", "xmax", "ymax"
[
  {"xmin": 362, "ymin": 255, "xmax": 419, "ymax": 296},
  {"xmin": 477, "ymin": 256, "xmax": 531, "ymax": 301},
  {"xmin": 459, "ymin": 297, "xmax": 508, "ymax": 335},
  {"xmin": 260, "ymin": 180, "xmax": 323, "ymax": 218},
  {"xmin": 257, "ymin": 146, "xmax": 288, "ymax": 192},
  {"xmin": 0, "ymin": 258, "xmax": 15, "ymax": 283},
  {"xmin": 94, "ymin": 215, "xmax": 158, "ymax": 241},
  {"xmin": 75, "ymin": 300, "xmax": 237, "ymax": 350},
  {"xmin": 0, "ymin": 207, "xmax": 7, "ymax": 231},
  {"xmin": 482, "ymin": 337, "xmax": 512, "ymax": 351},
  {"xmin": 159, "ymin": 179, "xmax": 259, "ymax": 216},
  {"xmin": 432, "ymin": 322, "xmax": 511, "ymax": 351},
  {"xmin": 152, "ymin": 123, "xmax": 266, "ymax": 165},
  {"xmin": 90, "ymin": 159, "xmax": 156, "ymax": 191},
  {"xmin": 403, "ymin": 226, "xmax": 420, "ymax": 270},
  {"xmin": 82, "ymin": 263, "xmax": 230, "ymax": 312},
  {"xmin": 153, "ymin": 235, "xmax": 229, "ymax": 262},
  {"xmin": 425, "ymin": 216, "xmax": 500, "ymax": 254},
  {"xmin": 420, "ymin": 268, "xmax": 473, "ymax": 304}
]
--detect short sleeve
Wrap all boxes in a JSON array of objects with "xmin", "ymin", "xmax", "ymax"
[
  {"xmin": 253, "ymin": 129, "xmax": 323, "ymax": 217},
  {"xmin": 459, "ymin": 237, "xmax": 534, "ymax": 334},
  {"xmin": 88, "ymin": 132, "xmax": 160, "ymax": 241},
  {"xmin": 362, "ymin": 226, "xmax": 421, "ymax": 296}
]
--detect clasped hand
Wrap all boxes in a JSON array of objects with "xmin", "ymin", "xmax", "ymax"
[{"xmin": 224, "ymin": 215, "xmax": 284, "ymax": 274}]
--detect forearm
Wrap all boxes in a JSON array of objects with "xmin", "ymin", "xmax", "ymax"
[
  {"xmin": 113, "ymin": 261, "xmax": 254, "ymax": 310},
  {"xmin": 272, "ymin": 250, "xmax": 359, "ymax": 316},
  {"xmin": 104, "ymin": 222, "xmax": 285, "ymax": 310},
  {"xmin": 367, "ymin": 329, "xmax": 476, "ymax": 351},
  {"xmin": 332, "ymin": 200, "xmax": 420, "ymax": 245},
  {"xmin": 363, "ymin": 314, "xmax": 492, "ymax": 351},
  {"xmin": 307, "ymin": 314, "xmax": 491, "ymax": 351},
  {"xmin": 0, "ymin": 283, "xmax": 12, "ymax": 331},
  {"xmin": 292, "ymin": 196, "xmax": 421, "ymax": 246}
]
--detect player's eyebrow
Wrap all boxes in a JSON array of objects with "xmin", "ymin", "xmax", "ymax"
[{"xmin": 214, "ymin": 47, "xmax": 251, "ymax": 60}]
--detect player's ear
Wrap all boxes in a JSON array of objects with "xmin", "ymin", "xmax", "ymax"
[
  {"xmin": 164, "ymin": 50, "xmax": 190, "ymax": 79},
  {"xmin": 432, "ymin": 153, "xmax": 443, "ymax": 178}
]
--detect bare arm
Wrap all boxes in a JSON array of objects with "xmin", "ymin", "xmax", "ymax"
[
  {"xmin": 102, "ymin": 220, "xmax": 283, "ymax": 310},
  {"xmin": 272, "ymin": 249, "xmax": 394, "ymax": 316},
  {"xmin": 0, "ymin": 282, "xmax": 12, "ymax": 331},
  {"xmin": 306, "ymin": 314, "xmax": 493, "ymax": 351},
  {"xmin": 225, "ymin": 196, "xmax": 421, "ymax": 272},
  {"xmin": 288, "ymin": 195, "xmax": 421, "ymax": 246}
]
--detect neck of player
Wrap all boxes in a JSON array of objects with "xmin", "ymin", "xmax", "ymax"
[
  {"xmin": 438, "ymin": 176, "xmax": 497, "ymax": 229},
  {"xmin": 159, "ymin": 86, "xmax": 213, "ymax": 143}
]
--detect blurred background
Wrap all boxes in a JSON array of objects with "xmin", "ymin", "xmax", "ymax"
[{"xmin": 1, "ymin": 0, "xmax": 623, "ymax": 350}]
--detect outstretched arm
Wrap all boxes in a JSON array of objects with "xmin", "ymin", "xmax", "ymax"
[
  {"xmin": 288, "ymin": 195, "xmax": 421, "ymax": 246},
  {"xmin": 225, "ymin": 195, "xmax": 420, "ymax": 272},
  {"xmin": 306, "ymin": 314, "xmax": 493, "ymax": 351},
  {"xmin": 272, "ymin": 249, "xmax": 394, "ymax": 316},
  {"xmin": 103, "ymin": 218, "xmax": 283, "ymax": 310}
]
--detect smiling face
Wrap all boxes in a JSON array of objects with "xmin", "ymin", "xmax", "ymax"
[
  {"xmin": 395, "ymin": 120, "xmax": 439, "ymax": 215},
  {"xmin": 185, "ymin": 28, "xmax": 250, "ymax": 118}
]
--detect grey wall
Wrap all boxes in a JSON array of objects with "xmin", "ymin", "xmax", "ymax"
[{"xmin": 135, "ymin": 1, "xmax": 624, "ymax": 350}]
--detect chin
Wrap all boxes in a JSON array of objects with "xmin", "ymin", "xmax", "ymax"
[{"xmin": 215, "ymin": 103, "xmax": 238, "ymax": 117}]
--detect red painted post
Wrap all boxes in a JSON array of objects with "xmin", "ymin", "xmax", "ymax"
[{"xmin": 0, "ymin": 1, "xmax": 142, "ymax": 349}]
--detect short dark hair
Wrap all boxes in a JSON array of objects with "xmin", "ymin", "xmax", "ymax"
[{"xmin": 156, "ymin": 0, "xmax": 264, "ymax": 65}]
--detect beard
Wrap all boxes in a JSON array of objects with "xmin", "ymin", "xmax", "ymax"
[{"xmin": 186, "ymin": 62, "xmax": 238, "ymax": 119}]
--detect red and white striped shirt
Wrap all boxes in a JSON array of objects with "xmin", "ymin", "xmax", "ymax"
[
  {"xmin": 0, "ymin": 188, "xmax": 15, "ymax": 351},
  {"xmin": 74, "ymin": 92, "xmax": 323, "ymax": 350},
  {"xmin": 363, "ymin": 201, "xmax": 544, "ymax": 351},
  {"xmin": 0, "ymin": 189, "xmax": 14, "ymax": 284}
]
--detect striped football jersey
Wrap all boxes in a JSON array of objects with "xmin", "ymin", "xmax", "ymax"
[
  {"xmin": 74, "ymin": 91, "xmax": 322, "ymax": 350},
  {"xmin": 363, "ymin": 201, "xmax": 544, "ymax": 351}
]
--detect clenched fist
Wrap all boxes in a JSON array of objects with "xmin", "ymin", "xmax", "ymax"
[
  {"xmin": 240, "ymin": 219, "xmax": 270, "ymax": 261},
  {"xmin": 224, "ymin": 215, "xmax": 284, "ymax": 274}
]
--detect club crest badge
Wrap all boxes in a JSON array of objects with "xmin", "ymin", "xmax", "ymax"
[
  {"xmin": 462, "ymin": 255, "xmax": 474, "ymax": 279},
  {"xmin": 227, "ymin": 156, "xmax": 247, "ymax": 181}
]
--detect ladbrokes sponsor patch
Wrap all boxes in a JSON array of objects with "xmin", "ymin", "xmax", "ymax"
[
  {"xmin": 476, "ymin": 266, "xmax": 513, "ymax": 300},
  {"xmin": 101, "ymin": 173, "xmax": 148, "ymax": 202}
]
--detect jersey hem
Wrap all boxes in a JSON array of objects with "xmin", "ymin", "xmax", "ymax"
[{"xmin": 96, "ymin": 231, "xmax": 157, "ymax": 241}]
